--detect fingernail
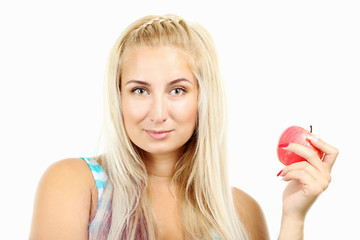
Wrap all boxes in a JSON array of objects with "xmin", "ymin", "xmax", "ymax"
[
  {"xmin": 278, "ymin": 143, "xmax": 289, "ymax": 148},
  {"xmin": 277, "ymin": 170, "xmax": 283, "ymax": 177}
]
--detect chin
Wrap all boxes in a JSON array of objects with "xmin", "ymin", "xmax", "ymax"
[
  {"xmin": 143, "ymin": 145, "xmax": 177, "ymax": 155},
  {"xmin": 140, "ymin": 141, "xmax": 185, "ymax": 156}
]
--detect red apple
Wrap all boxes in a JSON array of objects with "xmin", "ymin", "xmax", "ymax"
[{"xmin": 277, "ymin": 126, "xmax": 324, "ymax": 166}]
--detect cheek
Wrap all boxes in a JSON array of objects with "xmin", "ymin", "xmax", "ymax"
[
  {"xmin": 121, "ymin": 98, "xmax": 147, "ymax": 127},
  {"xmin": 170, "ymin": 97, "xmax": 198, "ymax": 125}
]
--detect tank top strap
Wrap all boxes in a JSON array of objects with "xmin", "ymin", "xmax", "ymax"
[{"xmin": 80, "ymin": 157, "xmax": 108, "ymax": 201}]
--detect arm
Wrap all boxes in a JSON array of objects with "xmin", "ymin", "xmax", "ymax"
[
  {"xmin": 277, "ymin": 135, "xmax": 339, "ymax": 239},
  {"xmin": 29, "ymin": 158, "xmax": 95, "ymax": 240},
  {"xmin": 232, "ymin": 187, "xmax": 270, "ymax": 240}
]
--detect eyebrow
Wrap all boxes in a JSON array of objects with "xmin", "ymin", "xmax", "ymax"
[{"xmin": 125, "ymin": 78, "xmax": 193, "ymax": 86}]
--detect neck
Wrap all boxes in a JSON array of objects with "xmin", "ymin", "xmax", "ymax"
[
  {"xmin": 144, "ymin": 154, "xmax": 176, "ymax": 181},
  {"xmin": 143, "ymin": 149, "xmax": 185, "ymax": 200},
  {"xmin": 143, "ymin": 148, "xmax": 184, "ymax": 183}
]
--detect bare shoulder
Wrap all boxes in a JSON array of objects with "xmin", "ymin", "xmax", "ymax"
[
  {"xmin": 29, "ymin": 158, "xmax": 95, "ymax": 240},
  {"xmin": 231, "ymin": 187, "xmax": 264, "ymax": 219},
  {"xmin": 44, "ymin": 157, "xmax": 93, "ymax": 178},
  {"xmin": 37, "ymin": 158, "xmax": 95, "ymax": 195},
  {"xmin": 232, "ymin": 187, "xmax": 270, "ymax": 240}
]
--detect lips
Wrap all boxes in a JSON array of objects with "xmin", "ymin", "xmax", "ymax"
[{"xmin": 145, "ymin": 130, "xmax": 173, "ymax": 140}]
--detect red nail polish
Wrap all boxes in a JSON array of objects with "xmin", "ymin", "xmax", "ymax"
[
  {"xmin": 277, "ymin": 170, "xmax": 283, "ymax": 177},
  {"xmin": 278, "ymin": 143, "xmax": 289, "ymax": 148}
]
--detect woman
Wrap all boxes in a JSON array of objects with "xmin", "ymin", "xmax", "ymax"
[{"xmin": 29, "ymin": 14, "xmax": 338, "ymax": 240}]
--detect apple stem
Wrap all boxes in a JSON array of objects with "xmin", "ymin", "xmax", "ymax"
[{"xmin": 310, "ymin": 125, "xmax": 312, "ymax": 133}]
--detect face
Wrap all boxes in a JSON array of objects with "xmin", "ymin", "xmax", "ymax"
[{"xmin": 121, "ymin": 46, "xmax": 198, "ymax": 159}]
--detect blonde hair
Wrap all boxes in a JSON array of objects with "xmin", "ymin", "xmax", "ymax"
[{"xmin": 91, "ymin": 14, "xmax": 248, "ymax": 240}]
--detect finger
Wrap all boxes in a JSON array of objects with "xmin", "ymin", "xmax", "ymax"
[
  {"xmin": 282, "ymin": 168, "xmax": 317, "ymax": 187},
  {"xmin": 284, "ymin": 169, "xmax": 328, "ymax": 198},
  {"xmin": 280, "ymin": 161, "xmax": 320, "ymax": 180},
  {"xmin": 281, "ymin": 169, "xmax": 327, "ymax": 197},
  {"xmin": 307, "ymin": 135, "xmax": 339, "ymax": 169},
  {"xmin": 283, "ymin": 143, "xmax": 323, "ymax": 171},
  {"xmin": 280, "ymin": 161, "xmax": 331, "ymax": 191}
]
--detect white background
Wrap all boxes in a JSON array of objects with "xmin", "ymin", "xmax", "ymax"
[{"xmin": 1, "ymin": 0, "xmax": 359, "ymax": 239}]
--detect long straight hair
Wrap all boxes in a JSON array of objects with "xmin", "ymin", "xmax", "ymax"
[{"xmin": 90, "ymin": 14, "xmax": 249, "ymax": 240}]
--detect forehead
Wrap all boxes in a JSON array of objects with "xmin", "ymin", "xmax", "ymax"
[{"xmin": 121, "ymin": 46, "xmax": 194, "ymax": 81}]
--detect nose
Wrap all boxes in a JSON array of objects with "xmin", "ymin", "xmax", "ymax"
[{"xmin": 149, "ymin": 94, "xmax": 168, "ymax": 123}]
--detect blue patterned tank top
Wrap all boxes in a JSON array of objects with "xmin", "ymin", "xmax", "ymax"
[
  {"xmin": 80, "ymin": 157, "xmax": 108, "ymax": 202},
  {"xmin": 81, "ymin": 157, "xmax": 220, "ymax": 239}
]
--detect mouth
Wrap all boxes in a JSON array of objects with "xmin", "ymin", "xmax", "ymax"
[{"xmin": 145, "ymin": 129, "xmax": 173, "ymax": 140}]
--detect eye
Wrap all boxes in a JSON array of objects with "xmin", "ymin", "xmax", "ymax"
[
  {"xmin": 131, "ymin": 87, "xmax": 148, "ymax": 95},
  {"xmin": 170, "ymin": 87, "xmax": 186, "ymax": 95}
]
